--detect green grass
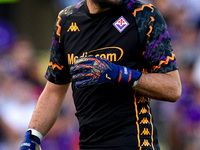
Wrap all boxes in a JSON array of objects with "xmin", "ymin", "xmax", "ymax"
[{"xmin": 0, "ymin": 0, "xmax": 19, "ymax": 3}]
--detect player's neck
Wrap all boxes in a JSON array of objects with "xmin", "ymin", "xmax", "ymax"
[{"xmin": 86, "ymin": 0, "xmax": 110, "ymax": 14}]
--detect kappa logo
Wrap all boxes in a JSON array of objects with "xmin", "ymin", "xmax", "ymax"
[
  {"xmin": 141, "ymin": 139, "xmax": 151, "ymax": 147},
  {"xmin": 141, "ymin": 128, "xmax": 151, "ymax": 136},
  {"xmin": 67, "ymin": 22, "xmax": 80, "ymax": 32},
  {"xmin": 113, "ymin": 16, "xmax": 129, "ymax": 33}
]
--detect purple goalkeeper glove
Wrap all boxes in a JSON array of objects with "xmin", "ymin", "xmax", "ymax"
[
  {"xmin": 70, "ymin": 57, "xmax": 142, "ymax": 88},
  {"xmin": 20, "ymin": 130, "xmax": 42, "ymax": 150}
]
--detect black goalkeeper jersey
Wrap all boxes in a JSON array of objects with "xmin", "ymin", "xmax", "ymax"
[{"xmin": 45, "ymin": 0, "xmax": 178, "ymax": 149}]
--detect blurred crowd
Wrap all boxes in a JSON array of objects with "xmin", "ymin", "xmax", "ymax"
[
  {"xmin": 0, "ymin": 0, "xmax": 200, "ymax": 150},
  {"xmin": 150, "ymin": 0, "xmax": 200, "ymax": 150}
]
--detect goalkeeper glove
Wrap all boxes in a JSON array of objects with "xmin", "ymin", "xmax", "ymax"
[
  {"xmin": 70, "ymin": 57, "xmax": 142, "ymax": 88},
  {"xmin": 20, "ymin": 130, "xmax": 42, "ymax": 150}
]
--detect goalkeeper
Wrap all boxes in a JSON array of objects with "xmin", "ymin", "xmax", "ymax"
[{"xmin": 20, "ymin": 0, "xmax": 182, "ymax": 149}]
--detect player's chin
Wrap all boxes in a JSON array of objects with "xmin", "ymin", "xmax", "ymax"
[
  {"xmin": 115, "ymin": 0, "xmax": 123, "ymax": 8},
  {"xmin": 103, "ymin": 0, "xmax": 122, "ymax": 9},
  {"xmin": 112, "ymin": 0, "xmax": 123, "ymax": 3},
  {"xmin": 94, "ymin": 0, "xmax": 122, "ymax": 9},
  {"xmin": 111, "ymin": 0, "xmax": 123, "ymax": 6}
]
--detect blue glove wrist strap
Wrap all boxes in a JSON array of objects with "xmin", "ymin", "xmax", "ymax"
[
  {"xmin": 118, "ymin": 65, "xmax": 142, "ymax": 86},
  {"xmin": 24, "ymin": 130, "xmax": 41, "ymax": 144}
]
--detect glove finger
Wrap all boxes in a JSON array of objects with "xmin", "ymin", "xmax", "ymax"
[
  {"xmin": 70, "ymin": 64, "xmax": 93, "ymax": 75},
  {"xmin": 72, "ymin": 72, "xmax": 94, "ymax": 81},
  {"xmin": 70, "ymin": 63, "xmax": 105, "ymax": 75},
  {"xmin": 74, "ymin": 57, "xmax": 97, "ymax": 65},
  {"xmin": 73, "ymin": 57, "xmax": 111, "ymax": 72},
  {"xmin": 94, "ymin": 57, "xmax": 113, "ymax": 70},
  {"xmin": 74, "ymin": 57, "xmax": 109, "ymax": 68},
  {"xmin": 75, "ymin": 78, "xmax": 95, "ymax": 88}
]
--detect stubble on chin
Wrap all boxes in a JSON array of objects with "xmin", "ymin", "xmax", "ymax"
[{"xmin": 91, "ymin": 0, "xmax": 123, "ymax": 9}]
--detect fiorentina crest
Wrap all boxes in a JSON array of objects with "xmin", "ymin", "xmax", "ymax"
[{"xmin": 113, "ymin": 16, "xmax": 129, "ymax": 33}]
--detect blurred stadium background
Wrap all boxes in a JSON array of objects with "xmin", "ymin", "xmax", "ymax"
[{"xmin": 0, "ymin": 0, "xmax": 200, "ymax": 150}]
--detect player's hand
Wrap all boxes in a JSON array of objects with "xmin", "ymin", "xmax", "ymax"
[
  {"xmin": 20, "ymin": 130, "xmax": 42, "ymax": 150},
  {"xmin": 70, "ymin": 57, "xmax": 142, "ymax": 88}
]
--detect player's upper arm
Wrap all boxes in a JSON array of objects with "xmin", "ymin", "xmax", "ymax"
[
  {"xmin": 143, "ymin": 7, "xmax": 177, "ymax": 73},
  {"xmin": 45, "ymin": 9, "xmax": 71, "ymax": 84},
  {"xmin": 41, "ymin": 81, "xmax": 70, "ymax": 101},
  {"xmin": 133, "ymin": 3, "xmax": 178, "ymax": 74}
]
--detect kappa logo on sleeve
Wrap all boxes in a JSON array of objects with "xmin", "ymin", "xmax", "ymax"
[
  {"xmin": 67, "ymin": 22, "xmax": 80, "ymax": 32},
  {"xmin": 113, "ymin": 16, "xmax": 129, "ymax": 33}
]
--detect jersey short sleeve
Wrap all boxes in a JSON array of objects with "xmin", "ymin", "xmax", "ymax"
[
  {"xmin": 133, "ymin": 2, "xmax": 178, "ymax": 73},
  {"xmin": 45, "ymin": 10, "xmax": 71, "ymax": 84}
]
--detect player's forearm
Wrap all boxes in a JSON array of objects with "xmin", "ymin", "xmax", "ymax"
[
  {"xmin": 133, "ymin": 70, "xmax": 182, "ymax": 102},
  {"xmin": 28, "ymin": 94, "xmax": 62, "ymax": 137},
  {"xmin": 28, "ymin": 82, "xmax": 69, "ymax": 137}
]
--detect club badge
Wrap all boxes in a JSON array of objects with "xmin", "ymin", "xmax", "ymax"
[{"xmin": 113, "ymin": 16, "xmax": 129, "ymax": 33}]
